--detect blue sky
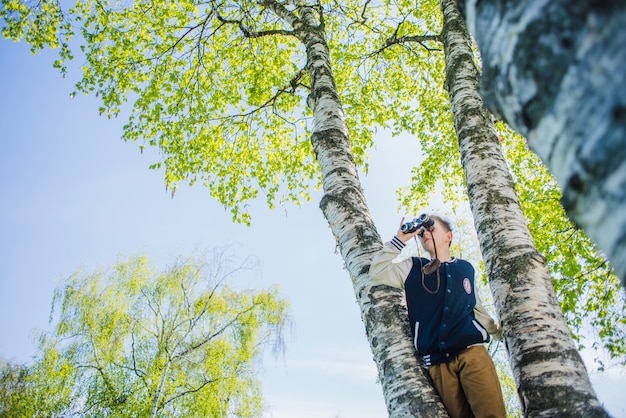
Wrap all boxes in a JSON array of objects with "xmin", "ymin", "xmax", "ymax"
[{"xmin": 1, "ymin": 39, "xmax": 624, "ymax": 418}]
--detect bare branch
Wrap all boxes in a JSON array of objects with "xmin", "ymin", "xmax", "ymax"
[{"xmin": 369, "ymin": 32, "xmax": 441, "ymax": 57}]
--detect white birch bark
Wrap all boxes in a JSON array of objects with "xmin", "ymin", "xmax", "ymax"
[
  {"xmin": 459, "ymin": 0, "xmax": 626, "ymax": 287},
  {"xmin": 265, "ymin": 3, "xmax": 450, "ymax": 416},
  {"xmin": 440, "ymin": 1, "xmax": 609, "ymax": 416}
]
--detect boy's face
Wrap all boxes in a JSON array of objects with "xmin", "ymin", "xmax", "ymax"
[{"xmin": 418, "ymin": 219, "xmax": 452, "ymax": 252}]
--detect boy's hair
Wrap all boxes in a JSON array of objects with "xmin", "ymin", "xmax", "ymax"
[{"xmin": 431, "ymin": 215, "xmax": 453, "ymax": 247}]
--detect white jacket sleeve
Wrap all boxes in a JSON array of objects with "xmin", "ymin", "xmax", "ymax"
[
  {"xmin": 369, "ymin": 236, "xmax": 413, "ymax": 290},
  {"xmin": 474, "ymin": 290, "xmax": 503, "ymax": 340}
]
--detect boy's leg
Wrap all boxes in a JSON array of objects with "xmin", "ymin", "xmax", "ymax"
[
  {"xmin": 457, "ymin": 345, "xmax": 506, "ymax": 418},
  {"xmin": 429, "ymin": 360, "xmax": 474, "ymax": 418}
]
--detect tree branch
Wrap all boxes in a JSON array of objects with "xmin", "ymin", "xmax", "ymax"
[
  {"xmin": 372, "ymin": 32, "xmax": 441, "ymax": 56},
  {"xmin": 215, "ymin": 12, "xmax": 296, "ymax": 38}
]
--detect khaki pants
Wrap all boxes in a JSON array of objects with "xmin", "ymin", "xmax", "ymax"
[{"xmin": 428, "ymin": 345, "xmax": 506, "ymax": 418}]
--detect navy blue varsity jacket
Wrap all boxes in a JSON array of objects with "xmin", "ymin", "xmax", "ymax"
[{"xmin": 405, "ymin": 256, "xmax": 489, "ymax": 365}]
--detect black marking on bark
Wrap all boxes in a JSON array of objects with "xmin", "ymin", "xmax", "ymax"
[
  {"xmin": 515, "ymin": 345, "xmax": 609, "ymax": 416},
  {"xmin": 358, "ymin": 264, "xmax": 371, "ymax": 276},
  {"xmin": 310, "ymin": 129, "xmax": 354, "ymax": 166},
  {"xmin": 561, "ymin": 171, "xmax": 587, "ymax": 216},
  {"xmin": 519, "ymin": 345, "xmax": 581, "ymax": 368},
  {"xmin": 490, "ymin": 248, "xmax": 547, "ymax": 285},
  {"xmin": 310, "ymin": 128, "xmax": 349, "ymax": 147},
  {"xmin": 568, "ymin": 172, "xmax": 584, "ymax": 193},
  {"xmin": 578, "ymin": 105, "xmax": 626, "ymax": 180},
  {"xmin": 308, "ymin": 84, "xmax": 341, "ymax": 104},
  {"xmin": 319, "ymin": 191, "xmax": 380, "ymax": 250},
  {"xmin": 324, "ymin": 166, "xmax": 355, "ymax": 179},
  {"xmin": 521, "ymin": 385, "xmax": 608, "ymax": 418}
]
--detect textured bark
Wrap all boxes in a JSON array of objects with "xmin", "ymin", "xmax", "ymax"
[
  {"xmin": 283, "ymin": 5, "xmax": 449, "ymax": 417},
  {"xmin": 439, "ymin": 1, "xmax": 609, "ymax": 417},
  {"xmin": 458, "ymin": 0, "xmax": 626, "ymax": 287}
]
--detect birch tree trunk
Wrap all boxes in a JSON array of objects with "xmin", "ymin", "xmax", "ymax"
[
  {"xmin": 272, "ymin": 4, "xmax": 450, "ymax": 417},
  {"xmin": 439, "ymin": 1, "xmax": 609, "ymax": 416},
  {"xmin": 457, "ymin": 0, "xmax": 626, "ymax": 287}
]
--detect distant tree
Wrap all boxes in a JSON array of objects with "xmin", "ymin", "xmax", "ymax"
[
  {"xmin": 455, "ymin": 1, "xmax": 626, "ymax": 287},
  {"xmin": 0, "ymin": 360, "xmax": 35, "ymax": 418},
  {"xmin": 0, "ymin": 351, "xmax": 76, "ymax": 418},
  {"xmin": 0, "ymin": 249, "xmax": 289, "ymax": 417}
]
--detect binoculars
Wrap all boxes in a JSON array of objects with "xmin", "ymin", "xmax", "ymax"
[{"xmin": 401, "ymin": 214, "xmax": 435, "ymax": 235}]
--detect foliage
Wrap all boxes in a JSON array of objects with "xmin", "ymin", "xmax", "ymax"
[
  {"xmin": 1, "ymin": 0, "xmax": 432, "ymax": 224},
  {"xmin": 0, "ymin": 250, "xmax": 289, "ymax": 417},
  {"xmin": 0, "ymin": 360, "xmax": 35, "ymax": 418}
]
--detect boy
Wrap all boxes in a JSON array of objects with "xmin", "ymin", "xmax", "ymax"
[{"xmin": 370, "ymin": 215, "xmax": 506, "ymax": 418}]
